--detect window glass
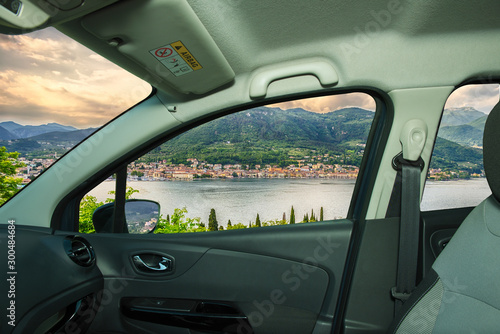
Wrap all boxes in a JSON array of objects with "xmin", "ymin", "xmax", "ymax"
[
  {"xmin": 421, "ymin": 84, "xmax": 499, "ymax": 211},
  {"xmin": 80, "ymin": 93, "xmax": 376, "ymax": 233},
  {"xmin": 0, "ymin": 27, "xmax": 151, "ymax": 203}
]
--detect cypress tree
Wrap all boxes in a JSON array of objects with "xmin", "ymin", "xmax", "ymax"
[
  {"xmin": 227, "ymin": 219, "xmax": 232, "ymax": 229},
  {"xmin": 290, "ymin": 206, "xmax": 295, "ymax": 224},
  {"xmin": 320, "ymin": 207, "xmax": 324, "ymax": 221},
  {"xmin": 208, "ymin": 208, "xmax": 218, "ymax": 231},
  {"xmin": 304, "ymin": 213, "xmax": 309, "ymax": 223},
  {"xmin": 256, "ymin": 213, "xmax": 261, "ymax": 227}
]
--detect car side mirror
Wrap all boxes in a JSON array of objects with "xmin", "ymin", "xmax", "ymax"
[{"xmin": 92, "ymin": 199, "xmax": 160, "ymax": 234}]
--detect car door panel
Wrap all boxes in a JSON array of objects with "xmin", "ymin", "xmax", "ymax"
[
  {"xmin": 343, "ymin": 218, "xmax": 399, "ymax": 333},
  {"xmin": 104, "ymin": 249, "xmax": 328, "ymax": 334},
  {"xmin": 0, "ymin": 226, "xmax": 103, "ymax": 334},
  {"xmin": 81, "ymin": 220, "xmax": 353, "ymax": 333}
]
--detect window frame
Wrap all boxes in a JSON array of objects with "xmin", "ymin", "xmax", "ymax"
[
  {"xmin": 52, "ymin": 88, "xmax": 393, "ymax": 232},
  {"xmin": 421, "ymin": 80, "xmax": 500, "ymax": 212}
]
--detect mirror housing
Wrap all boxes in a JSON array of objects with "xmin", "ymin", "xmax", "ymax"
[{"xmin": 92, "ymin": 199, "xmax": 160, "ymax": 234}]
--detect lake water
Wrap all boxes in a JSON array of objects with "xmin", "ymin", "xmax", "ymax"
[
  {"xmin": 421, "ymin": 178, "xmax": 491, "ymax": 211},
  {"xmin": 88, "ymin": 178, "xmax": 491, "ymax": 226}
]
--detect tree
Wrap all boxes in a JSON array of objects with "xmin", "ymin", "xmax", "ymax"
[
  {"xmin": 310, "ymin": 209, "xmax": 316, "ymax": 222},
  {"xmin": 290, "ymin": 206, "xmax": 295, "ymax": 224},
  {"xmin": 154, "ymin": 207, "xmax": 202, "ymax": 234},
  {"xmin": 195, "ymin": 222, "xmax": 206, "ymax": 232},
  {"xmin": 79, "ymin": 187, "xmax": 140, "ymax": 233},
  {"xmin": 227, "ymin": 220, "xmax": 232, "ymax": 228},
  {"xmin": 230, "ymin": 222, "xmax": 247, "ymax": 230},
  {"xmin": 106, "ymin": 186, "xmax": 139, "ymax": 202},
  {"xmin": 208, "ymin": 208, "xmax": 218, "ymax": 231},
  {"xmin": 320, "ymin": 207, "xmax": 324, "ymax": 221},
  {"xmin": 303, "ymin": 213, "xmax": 309, "ymax": 223},
  {"xmin": 0, "ymin": 147, "xmax": 25, "ymax": 205},
  {"xmin": 131, "ymin": 170, "xmax": 144, "ymax": 177},
  {"xmin": 79, "ymin": 195, "xmax": 101, "ymax": 233},
  {"xmin": 255, "ymin": 213, "xmax": 261, "ymax": 227}
]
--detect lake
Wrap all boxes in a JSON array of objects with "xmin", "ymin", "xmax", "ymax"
[{"xmin": 88, "ymin": 178, "xmax": 491, "ymax": 227}]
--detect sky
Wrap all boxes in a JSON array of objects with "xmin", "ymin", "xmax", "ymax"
[
  {"xmin": 0, "ymin": 28, "xmax": 498, "ymax": 128},
  {"xmin": 445, "ymin": 84, "xmax": 499, "ymax": 113},
  {"xmin": 0, "ymin": 27, "xmax": 151, "ymax": 128}
]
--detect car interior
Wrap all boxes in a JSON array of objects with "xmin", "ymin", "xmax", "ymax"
[{"xmin": 1, "ymin": 0, "xmax": 500, "ymax": 333}]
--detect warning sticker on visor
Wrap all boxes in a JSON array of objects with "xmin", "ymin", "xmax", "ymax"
[{"xmin": 149, "ymin": 41, "xmax": 202, "ymax": 77}]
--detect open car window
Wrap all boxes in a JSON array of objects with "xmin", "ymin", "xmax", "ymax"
[{"xmin": 79, "ymin": 92, "xmax": 377, "ymax": 234}]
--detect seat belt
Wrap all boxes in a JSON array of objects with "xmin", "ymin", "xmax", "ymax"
[{"xmin": 391, "ymin": 120, "xmax": 427, "ymax": 310}]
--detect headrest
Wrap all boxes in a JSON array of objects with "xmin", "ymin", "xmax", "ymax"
[{"xmin": 483, "ymin": 101, "xmax": 500, "ymax": 201}]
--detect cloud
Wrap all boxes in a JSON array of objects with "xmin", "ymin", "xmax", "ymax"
[
  {"xmin": 0, "ymin": 27, "xmax": 151, "ymax": 128},
  {"xmin": 269, "ymin": 93, "xmax": 376, "ymax": 113},
  {"xmin": 270, "ymin": 85, "xmax": 499, "ymax": 115},
  {"xmin": 445, "ymin": 84, "xmax": 499, "ymax": 113}
]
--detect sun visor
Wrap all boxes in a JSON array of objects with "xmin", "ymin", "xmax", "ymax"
[{"xmin": 82, "ymin": 0, "xmax": 235, "ymax": 95}]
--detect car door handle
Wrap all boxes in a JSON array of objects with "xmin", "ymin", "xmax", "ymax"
[{"xmin": 132, "ymin": 254, "xmax": 173, "ymax": 273}]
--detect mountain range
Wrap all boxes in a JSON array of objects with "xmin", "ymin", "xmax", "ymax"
[
  {"xmin": 0, "ymin": 121, "xmax": 97, "ymax": 157},
  {"xmin": 440, "ymin": 107, "xmax": 486, "ymax": 127},
  {"xmin": 170, "ymin": 106, "xmax": 373, "ymax": 147},
  {"xmin": 0, "ymin": 106, "xmax": 487, "ymax": 172},
  {"xmin": 150, "ymin": 106, "xmax": 374, "ymax": 167},
  {"xmin": 438, "ymin": 109, "xmax": 487, "ymax": 147},
  {"xmin": 0, "ymin": 121, "xmax": 78, "ymax": 140}
]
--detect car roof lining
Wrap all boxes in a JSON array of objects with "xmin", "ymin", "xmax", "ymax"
[{"xmin": 22, "ymin": 0, "xmax": 496, "ymax": 100}]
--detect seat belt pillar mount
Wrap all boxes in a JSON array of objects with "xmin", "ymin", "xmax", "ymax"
[{"xmin": 399, "ymin": 119, "xmax": 427, "ymax": 162}]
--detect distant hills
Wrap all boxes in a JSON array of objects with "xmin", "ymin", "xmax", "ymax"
[
  {"xmin": 0, "ymin": 121, "xmax": 78, "ymax": 140},
  {"xmin": 440, "ymin": 107, "xmax": 486, "ymax": 127},
  {"xmin": 170, "ymin": 106, "xmax": 373, "ymax": 146},
  {"xmin": 149, "ymin": 107, "xmax": 375, "ymax": 167},
  {"xmin": 0, "ymin": 125, "xmax": 17, "ymax": 140},
  {"xmin": 438, "ymin": 123, "xmax": 484, "ymax": 147},
  {"xmin": 0, "ymin": 121, "xmax": 97, "ymax": 157},
  {"xmin": 428, "ymin": 107, "xmax": 486, "ymax": 172},
  {"xmin": 437, "ymin": 108, "xmax": 487, "ymax": 148},
  {"xmin": 0, "ymin": 106, "xmax": 489, "ymax": 173},
  {"xmin": 29, "ymin": 128, "xmax": 97, "ymax": 142}
]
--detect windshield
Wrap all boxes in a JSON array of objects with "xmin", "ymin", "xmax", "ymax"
[{"xmin": 0, "ymin": 27, "xmax": 151, "ymax": 204}]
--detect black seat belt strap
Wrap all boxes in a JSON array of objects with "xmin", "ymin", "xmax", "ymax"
[
  {"xmin": 391, "ymin": 161, "xmax": 422, "ymax": 308},
  {"xmin": 390, "ymin": 119, "xmax": 427, "ymax": 311}
]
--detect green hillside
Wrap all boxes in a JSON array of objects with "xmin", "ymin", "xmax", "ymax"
[
  {"xmin": 438, "ymin": 125, "xmax": 483, "ymax": 147},
  {"xmin": 440, "ymin": 107, "xmax": 486, "ymax": 126},
  {"xmin": 141, "ymin": 107, "xmax": 374, "ymax": 167},
  {"xmin": 30, "ymin": 128, "xmax": 97, "ymax": 142},
  {"xmin": 467, "ymin": 115, "xmax": 487, "ymax": 130},
  {"xmin": 430, "ymin": 137, "xmax": 483, "ymax": 173},
  {"xmin": 437, "ymin": 112, "xmax": 487, "ymax": 148}
]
